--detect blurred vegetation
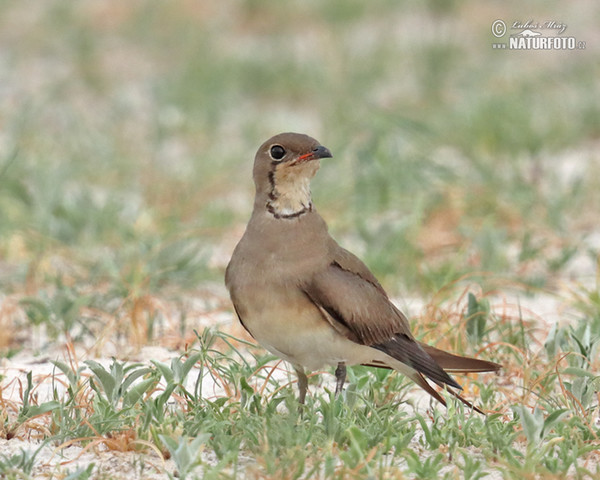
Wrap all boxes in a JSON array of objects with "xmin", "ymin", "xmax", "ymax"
[{"xmin": 1, "ymin": 1, "xmax": 599, "ymax": 297}]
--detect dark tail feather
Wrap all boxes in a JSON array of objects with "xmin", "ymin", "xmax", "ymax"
[
  {"xmin": 420, "ymin": 343, "xmax": 501, "ymax": 373},
  {"xmin": 408, "ymin": 371, "xmax": 447, "ymax": 407},
  {"xmin": 427, "ymin": 375, "xmax": 485, "ymax": 414},
  {"xmin": 373, "ymin": 335, "xmax": 462, "ymax": 390},
  {"xmin": 369, "ymin": 338, "xmax": 501, "ymax": 414}
]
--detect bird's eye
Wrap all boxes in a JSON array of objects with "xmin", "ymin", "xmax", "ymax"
[{"xmin": 269, "ymin": 145, "xmax": 286, "ymax": 160}]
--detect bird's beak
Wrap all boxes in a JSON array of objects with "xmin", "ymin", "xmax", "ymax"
[
  {"xmin": 295, "ymin": 145, "xmax": 333, "ymax": 164},
  {"xmin": 312, "ymin": 145, "xmax": 333, "ymax": 159}
]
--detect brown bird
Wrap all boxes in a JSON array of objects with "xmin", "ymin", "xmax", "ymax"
[{"xmin": 226, "ymin": 132, "xmax": 500, "ymax": 412}]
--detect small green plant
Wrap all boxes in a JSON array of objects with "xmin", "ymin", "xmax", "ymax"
[
  {"xmin": 85, "ymin": 359, "xmax": 156, "ymax": 410},
  {"xmin": 404, "ymin": 451, "xmax": 445, "ymax": 479},
  {"xmin": 512, "ymin": 406, "xmax": 569, "ymax": 449},
  {"xmin": 464, "ymin": 292, "xmax": 490, "ymax": 345},
  {"xmin": 151, "ymin": 351, "xmax": 204, "ymax": 402},
  {"xmin": 19, "ymin": 284, "xmax": 95, "ymax": 341},
  {"xmin": 63, "ymin": 464, "xmax": 95, "ymax": 480},
  {"xmin": 160, "ymin": 434, "xmax": 210, "ymax": 480},
  {"xmin": 1, "ymin": 372, "xmax": 60, "ymax": 440},
  {"xmin": 0, "ymin": 442, "xmax": 47, "ymax": 479},
  {"xmin": 459, "ymin": 450, "xmax": 488, "ymax": 480}
]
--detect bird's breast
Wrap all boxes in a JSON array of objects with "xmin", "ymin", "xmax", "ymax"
[{"xmin": 226, "ymin": 209, "xmax": 351, "ymax": 369}]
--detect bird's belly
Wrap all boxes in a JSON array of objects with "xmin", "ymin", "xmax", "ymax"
[{"xmin": 241, "ymin": 295, "xmax": 372, "ymax": 371}]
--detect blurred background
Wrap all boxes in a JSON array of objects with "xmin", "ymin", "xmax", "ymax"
[{"xmin": 1, "ymin": 0, "xmax": 599, "ymax": 351}]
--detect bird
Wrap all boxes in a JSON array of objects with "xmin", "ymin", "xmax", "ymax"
[{"xmin": 225, "ymin": 132, "xmax": 500, "ymax": 412}]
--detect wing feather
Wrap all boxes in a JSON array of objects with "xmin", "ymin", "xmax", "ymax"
[
  {"xmin": 302, "ymin": 259, "xmax": 408, "ymax": 346},
  {"xmin": 302, "ymin": 249, "xmax": 462, "ymax": 390}
]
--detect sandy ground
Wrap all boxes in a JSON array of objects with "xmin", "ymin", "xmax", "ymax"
[{"xmin": 1, "ymin": 279, "xmax": 595, "ymax": 478}]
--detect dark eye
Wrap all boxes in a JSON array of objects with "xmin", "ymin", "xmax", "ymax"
[{"xmin": 270, "ymin": 145, "xmax": 286, "ymax": 160}]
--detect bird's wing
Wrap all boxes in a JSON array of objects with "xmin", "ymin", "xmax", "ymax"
[
  {"xmin": 303, "ymin": 246, "xmax": 411, "ymax": 345},
  {"xmin": 302, "ymin": 245, "xmax": 463, "ymax": 390},
  {"xmin": 330, "ymin": 246, "xmax": 388, "ymax": 295}
]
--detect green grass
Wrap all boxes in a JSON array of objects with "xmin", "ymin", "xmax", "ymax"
[
  {"xmin": 0, "ymin": 1, "xmax": 599, "ymax": 478},
  {"xmin": 1, "ymin": 316, "xmax": 599, "ymax": 479}
]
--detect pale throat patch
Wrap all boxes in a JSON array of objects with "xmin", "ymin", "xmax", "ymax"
[{"xmin": 266, "ymin": 163, "xmax": 318, "ymax": 218}]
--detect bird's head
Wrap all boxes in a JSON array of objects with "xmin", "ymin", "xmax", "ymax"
[{"xmin": 252, "ymin": 132, "xmax": 333, "ymax": 218}]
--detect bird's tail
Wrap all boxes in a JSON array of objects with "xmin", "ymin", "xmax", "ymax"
[
  {"xmin": 406, "ymin": 370, "xmax": 488, "ymax": 414},
  {"xmin": 420, "ymin": 343, "xmax": 501, "ymax": 374},
  {"xmin": 412, "ymin": 343, "xmax": 501, "ymax": 414},
  {"xmin": 367, "ymin": 340, "xmax": 501, "ymax": 414}
]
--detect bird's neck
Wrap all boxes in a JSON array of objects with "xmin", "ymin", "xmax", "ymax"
[{"xmin": 266, "ymin": 170, "xmax": 313, "ymax": 219}]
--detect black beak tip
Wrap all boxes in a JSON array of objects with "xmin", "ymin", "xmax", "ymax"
[{"xmin": 313, "ymin": 145, "xmax": 333, "ymax": 159}]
